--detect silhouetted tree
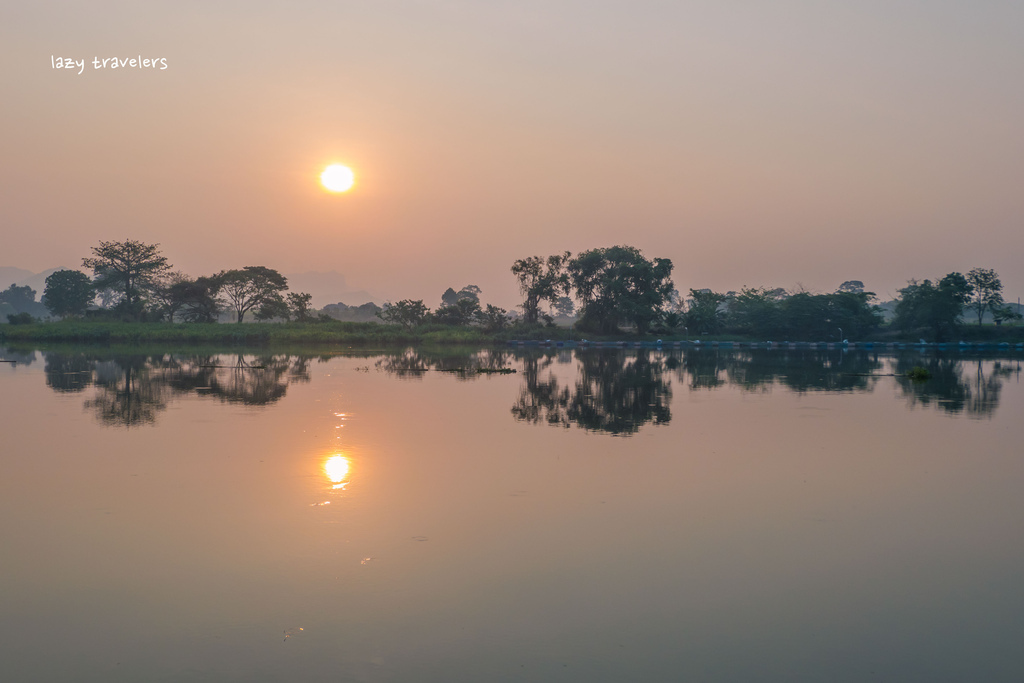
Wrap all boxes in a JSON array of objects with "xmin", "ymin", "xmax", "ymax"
[
  {"xmin": 568, "ymin": 246, "xmax": 674, "ymax": 335},
  {"xmin": 287, "ymin": 292, "xmax": 315, "ymax": 321},
  {"xmin": 511, "ymin": 253, "xmax": 571, "ymax": 324},
  {"xmin": 42, "ymin": 270, "xmax": 94, "ymax": 318},
  {"xmin": 441, "ymin": 285, "xmax": 481, "ymax": 307},
  {"xmin": 377, "ymin": 299, "xmax": 430, "ymax": 329},
  {"xmin": 894, "ymin": 273, "xmax": 972, "ymax": 341},
  {"xmin": 214, "ymin": 266, "xmax": 288, "ymax": 323},
  {"xmin": 965, "ymin": 267, "xmax": 1004, "ymax": 325},
  {"xmin": 82, "ymin": 240, "xmax": 171, "ymax": 318}
]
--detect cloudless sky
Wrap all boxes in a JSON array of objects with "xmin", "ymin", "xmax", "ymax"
[{"xmin": 2, "ymin": 0, "xmax": 1022, "ymax": 308}]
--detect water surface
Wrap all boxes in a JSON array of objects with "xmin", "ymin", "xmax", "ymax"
[{"xmin": 2, "ymin": 346, "xmax": 1022, "ymax": 682}]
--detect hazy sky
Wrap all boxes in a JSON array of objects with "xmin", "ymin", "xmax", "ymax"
[{"xmin": 3, "ymin": 1, "xmax": 1022, "ymax": 308}]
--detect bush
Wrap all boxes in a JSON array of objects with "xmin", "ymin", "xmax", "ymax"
[{"xmin": 6, "ymin": 312, "xmax": 35, "ymax": 325}]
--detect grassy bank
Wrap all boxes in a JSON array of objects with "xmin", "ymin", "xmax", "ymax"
[
  {"xmin": 3, "ymin": 319, "xmax": 1023, "ymax": 346},
  {"xmin": 0, "ymin": 320, "xmax": 497, "ymax": 346}
]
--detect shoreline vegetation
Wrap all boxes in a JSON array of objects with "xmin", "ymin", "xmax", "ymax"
[
  {"xmin": 2, "ymin": 319, "xmax": 1023, "ymax": 347},
  {"xmin": 4, "ymin": 240, "xmax": 1022, "ymax": 346}
]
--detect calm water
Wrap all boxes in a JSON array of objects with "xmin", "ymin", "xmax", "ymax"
[{"xmin": 2, "ymin": 345, "xmax": 1023, "ymax": 682}]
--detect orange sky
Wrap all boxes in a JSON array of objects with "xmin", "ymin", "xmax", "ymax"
[{"xmin": 3, "ymin": 1, "xmax": 1022, "ymax": 308}]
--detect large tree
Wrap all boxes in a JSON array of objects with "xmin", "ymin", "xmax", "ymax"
[
  {"xmin": 511, "ymin": 253, "xmax": 570, "ymax": 324},
  {"xmin": 894, "ymin": 273, "xmax": 972, "ymax": 341},
  {"xmin": 568, "ymin": 246, "xmax": 674, "ymax": 335},
  {"xmin": 965, "ymin": 267, "xmax": 1004, "ymax": 325},
  {"xmin": 214, "ymin": 267, "xmax": 288, "ymax": 323},
  {"xmin": 42, "ymin": 270, "xmax": 94, "ymax": 318},
  {"xmin": 82, "ymin": 240, "xmax": 171, "ymax": 317}
]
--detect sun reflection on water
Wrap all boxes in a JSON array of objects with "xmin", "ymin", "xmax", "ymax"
[{"xmin": 325, "ymin": 454, "xmax": 350, "ymax": 489}]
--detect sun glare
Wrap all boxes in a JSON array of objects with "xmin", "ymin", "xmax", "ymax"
[
  {"xmin": 321, "ymin": 164, "xmax": 354, "ymax": 192},
  {"xmin": 325, "ymin": 455, "xmax": 350, "ymax": 488}
]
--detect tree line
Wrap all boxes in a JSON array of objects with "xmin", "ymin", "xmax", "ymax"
[
  {"xmin": 27, "ymin": 240, "xmax": 314, "ymax": 324},
  {"xmin": 7, "ymin": 239, "xmax": 1020, "ymax": 340}
]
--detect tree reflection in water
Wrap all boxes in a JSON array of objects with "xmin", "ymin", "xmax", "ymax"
[
  {"xmin": 512, "ymin": 349, "xmax": 672, "ymax": 435},
  {"xmin": 673, "ymin": 348, "xmax": 884, "ymax": 393},
  {"xmin": 39, "ymin": 350, "xmax": 314, "ymax": 427},
  {"xmin": 374, "ymin": 347, "xmax": 515, "ymax": 379},
  {"xmin": 24, "ymin": 345, "xmax": 1022, "ymax": 428},
  {"xmin": 893, "ymin": 354, "xmax": 1020, "ymax": 418}
]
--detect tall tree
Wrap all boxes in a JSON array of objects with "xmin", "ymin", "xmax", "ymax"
[
  {"xmin": 511, "ymin": 253, "xmax": 571, "ymax": 324},
  {"xmin": 82, "ymin": 240, "xmax": 171, "ymax": 317},
  {"xmin": 42, "ymin": 270, "xmax": 94, "ymax": 318},
  {"xmin": 894, "ymin": 273, "xmax": 972, "ymax": 341},
  {"xmin": 567, "ymin": 246, "xmax": 674, "ymax": 334},
  {"xmin": 214, "ymin": 267, "xmax": 288, "ymax": 323},
  {"xmin": 965, "ymin": 267, "xmax": 1004, "ymax": 325}
]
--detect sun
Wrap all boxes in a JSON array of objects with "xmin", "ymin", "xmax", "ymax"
[{"xmin": 321, "ymin": 164, "xmax": 354, "ymax": 192}]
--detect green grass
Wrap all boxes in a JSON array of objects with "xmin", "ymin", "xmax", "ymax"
[
  {"xmin": 3, "ymin": 318, "xmax": 1023, "ymax": 347},
  {"xmin": 0, "ymin": 320, "xmax": 496, "ymax": 346}
]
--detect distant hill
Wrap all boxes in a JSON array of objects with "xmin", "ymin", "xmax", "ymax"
[
  {"xmin": 0, "ymin": 266, "xmax": 74, "ymax": 296},
  {"xmin": 18, "ymin": 268, "xmax": 69, "ymax": 298},
  {"xmin": 0, "ymin": 266, "xmax": 70, "ymax": 322},
  {"xmin": 0, "ymin": 267, "xmax": 35, "ymax": 288},
  {"xmin": 320, "ymin": 301, "xmax": 382, "ymax": 322}
]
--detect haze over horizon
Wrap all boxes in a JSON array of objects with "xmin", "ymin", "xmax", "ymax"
[{"xmin": 3, "ymin": 1, "xmax": 1022, "ymax": 310}]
